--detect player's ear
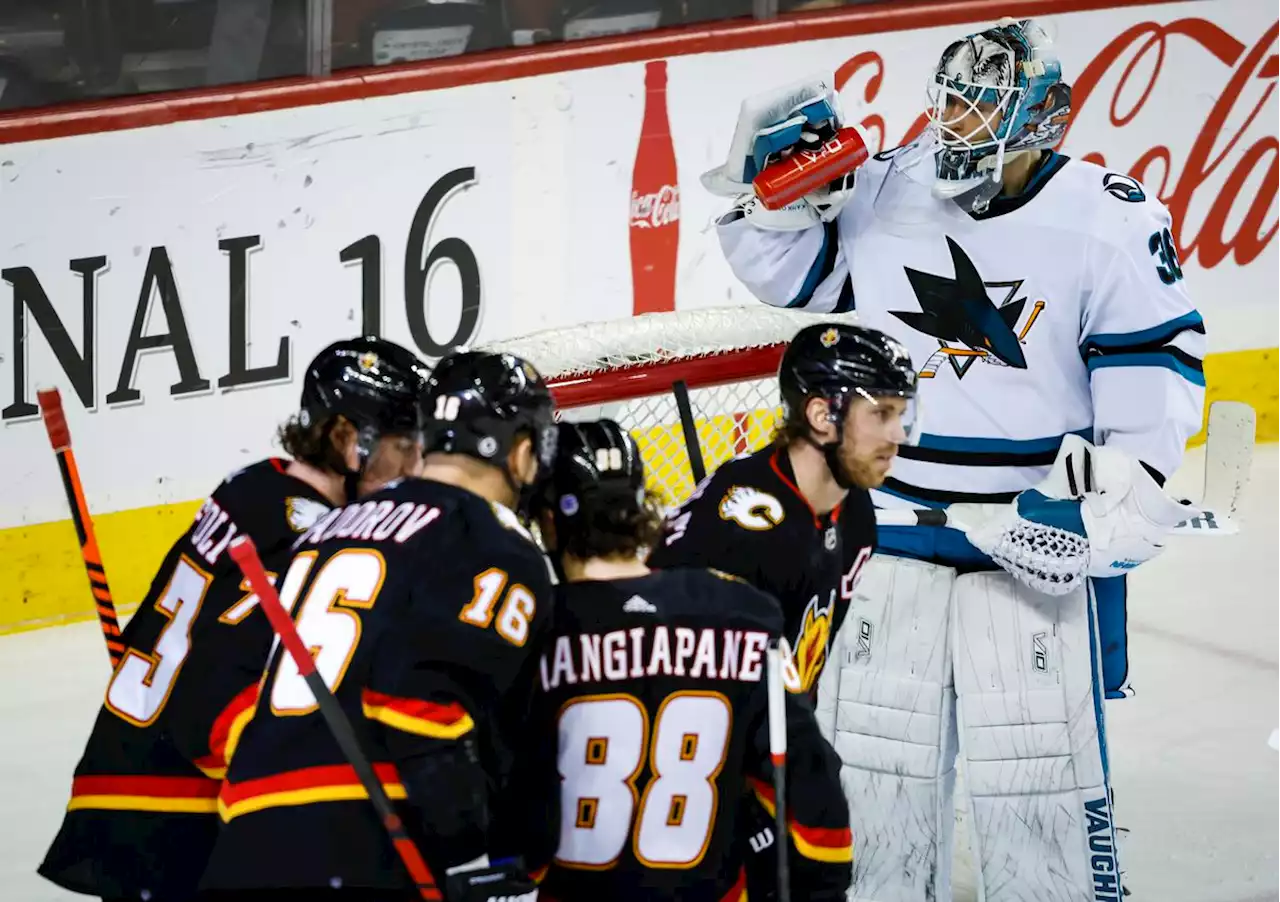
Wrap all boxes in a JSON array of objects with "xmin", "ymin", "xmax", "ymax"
[
  {"xmin": 328, "ymin": 416, "xmax": 361, "ymax": 472},
  {"xmin": 509, "ymin": 432, "xmax": 539, "ymax": 486},
  {"xmin": 804, "ymin": 397, "xmax": 836, "ymax": 442}
]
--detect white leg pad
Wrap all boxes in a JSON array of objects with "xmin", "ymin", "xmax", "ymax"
[
  {"xmin": 818, "ymin": 554, "xmax": 958, "ymax": 902},
  {"xmin": 953, "ymin": 572, "xmax": 1121, "ymax": 902}
]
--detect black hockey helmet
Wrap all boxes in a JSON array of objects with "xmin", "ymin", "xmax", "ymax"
[
  {"xmin": 779, "ymin": 323, "xmax": 919, "ymax": 485},
  {"xmin": 780, "ymin": 322, "xmax": 917, "ymax": 422},
  {"xmin": 536, "ymin": 419, "xmax": 660, "ymax": 563},
  {"xmin": 421, "ymin": 349, "xmax": 558, "ymax": 483},
  {"xmin": 295, "ymin": 337, "xmax": 429, "ymax": 493},
  {"xmin": 301, "ymin": 336, "xmax": 429, "ymax": 437}
]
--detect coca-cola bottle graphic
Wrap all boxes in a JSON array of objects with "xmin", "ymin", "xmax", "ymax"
[{"xmin": 630, "ymin": 59, "xmax": 680, "ymax": 315}]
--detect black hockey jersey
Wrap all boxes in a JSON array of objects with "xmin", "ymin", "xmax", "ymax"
[
  {"xmin": 39, "ymin": 458, "xmax": 332, "ymax": 901},
  {"xmin": 509, "ymin": 568, "xmax": 852, "ymax": 901},
  {"xmin": 199, "ymin": 479, "xmax": 554, "ymax": 892},
  {"xmin": 647, "ymin": 446, "xmax": 876, "ymax": 693}
]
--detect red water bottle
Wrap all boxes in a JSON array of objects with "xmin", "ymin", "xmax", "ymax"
[
  {"xmin": 753, "ymin": 126, "xmax": 869, "ymax": 210},
  {"xmin": 629, "ymin": 59, "xmax": 680, "ymax": 315}
]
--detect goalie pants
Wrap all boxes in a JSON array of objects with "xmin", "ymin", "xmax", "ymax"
[{"xmin": 816, "ymin": 555, "xmax": 1122, "ymax": 902}]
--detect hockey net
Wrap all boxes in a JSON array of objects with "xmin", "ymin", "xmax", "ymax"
[{"xmin": 484, "ymin": 306, "xmax": 858, "ymax": 508}]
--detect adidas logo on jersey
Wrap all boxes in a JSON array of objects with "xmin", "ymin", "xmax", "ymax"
[{"xmin": 623, "ymin": 595, "xmax": 657, "ymax": 614}]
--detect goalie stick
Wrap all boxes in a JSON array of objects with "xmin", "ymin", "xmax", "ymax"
[
  {"xmin": 228, "ymin": 535, "xmax": 443, "ymax": 902},
  {"xmin": 37, "ymin": 387, "xmax": 125, "ymax": 668},
  {"xmin": 876, "ymin": 401, "xmax": 1257, "ymax": 537}
]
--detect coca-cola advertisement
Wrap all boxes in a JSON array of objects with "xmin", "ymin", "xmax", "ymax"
[{"xmin": 630, "ymin": 59, "xmax": 681, "ymax": 315}]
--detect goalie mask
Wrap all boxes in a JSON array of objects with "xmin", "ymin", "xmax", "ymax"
[{"xmin": 927, "ymin": 18, "xmax": 1072, "ymax": 212}]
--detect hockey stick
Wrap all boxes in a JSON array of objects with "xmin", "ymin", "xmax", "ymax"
[
  {"xmin": 876, "ymin": 401, "xmax": 1257, "ymax": 538},
  {"xmin": 228, "ymin": 536, "xmax": 443, "ymax": 902},
  {"xmin": 36, "ymin": 388, "xmax": 125, "ymax": 668},
  {"xmin": 764, "ymin": 640, "xmax": 792, "ymax": 902}
]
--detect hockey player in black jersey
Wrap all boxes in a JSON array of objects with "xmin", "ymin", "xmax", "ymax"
[
  {"xmin": 39, "ymin": 336, "xmax": 431, "ymax": 902},
  {"xmin": 649, "ymin": 322, "xmax": 918, "ymax": 695},
  {"xmin": 196, "ymin": 349, "xmax": 558, "ymax": 902},
  {"xmin": 647, "ymin": 322, "xmax": 917, "ymax": 900},
  {"xmin": 511, "ymin": 418, "xmax": 852, "ymax": 902}
]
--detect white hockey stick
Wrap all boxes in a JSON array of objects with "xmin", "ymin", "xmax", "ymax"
[{"xmin": 877, "ymin": 401, "xmax": 1257, "ymax": 538}]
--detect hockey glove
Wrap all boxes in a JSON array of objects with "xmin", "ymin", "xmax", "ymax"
[
  {"xmin": 444, "ymin": 857, "xmax": 539, "ymax": 902},
  {"xmin": 702, "ymin": 74, "xmax": 861, "ymax": 231},
  {"xmin": 1019, "ymin": 434, "xmax": 1196, "ymax": 579}
]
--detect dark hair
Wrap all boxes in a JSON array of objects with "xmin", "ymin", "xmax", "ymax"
[
  {"xmin": 558, "ymin": 488, "xmax": 667, "ymax": 561},
  {"xmin": 277, "ymin": 414, "xmax": 346, "ymax": 471}
]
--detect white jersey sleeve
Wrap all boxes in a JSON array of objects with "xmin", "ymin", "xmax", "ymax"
[
  {"xmin": 715, "ymin": 197, "xmax": 859, "ymax": 314},
  {"xmin": 1079, "ymin": 187, "xmax": 1206, "ymax": 481}
]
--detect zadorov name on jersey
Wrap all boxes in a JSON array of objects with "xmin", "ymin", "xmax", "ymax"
[
  {"xmin": 1085, "ymin": 795, "xmax": 1121, "ymax": 901},
  {"xmin": 540, "ymin": 626, "xmax": 772, "ymax": 691}
]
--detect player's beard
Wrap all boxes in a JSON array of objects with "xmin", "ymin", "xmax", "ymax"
[{"xmin": 843, "ymin": 443, "xmax": 897, "ymax": 490}]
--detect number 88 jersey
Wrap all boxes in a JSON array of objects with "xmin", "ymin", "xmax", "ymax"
[{"xmin": 508, "ymin": 567, "xmax": 853, "ymax": 902}]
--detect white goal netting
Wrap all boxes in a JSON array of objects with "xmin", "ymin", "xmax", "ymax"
[{"xmin": 484, "ymin": 306, "xmax": 859, "ymax": 507}]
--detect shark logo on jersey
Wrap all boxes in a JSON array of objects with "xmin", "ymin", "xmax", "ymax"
[
  {"xmin": 718, "ymin": 486, "xmax": 785, "ymax": 531},
  {"xmin": 890, "ymin": 236, "xmax": 1046, "ymax": 380},
  {"xmin": 1102, "ymin": 172, "xmax": 1145, "ymax": 203}
]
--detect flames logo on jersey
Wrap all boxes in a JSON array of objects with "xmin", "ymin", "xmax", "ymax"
[
  {"xmin": 890, "ymin": 236, "xmax": 1046, "ymax": 381},
  {"xmin": 794, "ymin": 592, "xmax": 836, "ymax": 693},
  {"xmin": 286, "ymin": 497, "xmax": 331, "ymax": 533},
  {"xmin": 718, "ymin": 486, "xmax": 785, "ymax": 531}
]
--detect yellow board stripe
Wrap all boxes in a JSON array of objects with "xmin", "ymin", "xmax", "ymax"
[{"xmin": 2, "ymin": 347, "xmax": 1274, "ymax": 635}]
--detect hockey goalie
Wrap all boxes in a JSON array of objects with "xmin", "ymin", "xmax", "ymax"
[{"xmin": 703, "ymin": 17, "xmax": 1206, "ymax": 902}]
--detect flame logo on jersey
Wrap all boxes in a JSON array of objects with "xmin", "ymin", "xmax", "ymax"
[
  {"xmin": 718, "ymin": 486, "xmax": 785, "ymax": 531},
  {"xmin": 286, "ymin": 497, "xmax": 331, "ymax": 533},
  {"xmin": 794, "ymin": 592, "xmax": 836, "ymax": 693},
  {"xmin": 890, "ymin": 236, "xmax": 1046, "ymax": 381}
]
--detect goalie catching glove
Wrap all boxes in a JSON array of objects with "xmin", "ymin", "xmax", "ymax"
[
  {"xmin": 959, "ymin": 435, "xmax": 1197, "ymax": 594},
  {"xmin": 701, "ymin": 74, "xmax": 865, "ymax": 230},
  {"xmin": 1029, "ymin": 433, "xmax": 1196, "ymax": 577}
]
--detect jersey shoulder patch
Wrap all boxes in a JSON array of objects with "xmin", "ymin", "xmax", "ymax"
[
  {"xmin": 286, "ymin": 496, "xmax": 331, "ymax": 533},
  {"xmin": 1100, "ymin": 171, "xmax": 1146, "ymax": 204},
  {"xmin": 718, "ymin": 485, "xmax": 786, "ymax": 531}
]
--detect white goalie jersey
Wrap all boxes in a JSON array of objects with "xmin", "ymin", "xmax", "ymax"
[{"xmin": 718, "ymin": 137, "xmax": 1206, "ymax": 513}]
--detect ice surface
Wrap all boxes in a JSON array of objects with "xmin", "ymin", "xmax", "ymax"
[{"xmin": 3, "ymin": 446, "xmax": 1276, "ymax": 901}]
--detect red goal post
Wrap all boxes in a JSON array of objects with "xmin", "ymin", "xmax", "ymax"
[{"xmin": 484, "ymin": 306, "xmax": 859, "ymax": 507}]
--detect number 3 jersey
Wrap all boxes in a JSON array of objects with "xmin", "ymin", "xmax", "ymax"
[
  {"xmin": 39, "ymin": 458, "xmax": 332, "ymax": 901},
  {"xmin": 512, "ymin": 568, "xmax": 852, "ymax": 901},
  {"xmin": 198, "ymin": 478, "xmax": 554, "ymax": 893},
  {"xmin": 647, "ymin": 445, "xmax": 875, "ymax": 695}
]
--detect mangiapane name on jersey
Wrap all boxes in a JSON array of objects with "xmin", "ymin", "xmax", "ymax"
[
  {"xmin": 541, "ymin": 624, "xmax": 780, "ymax": 692},
  {"xmin": 293, "ymin": 498, "xmax": 442, "ymax": 549}
]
